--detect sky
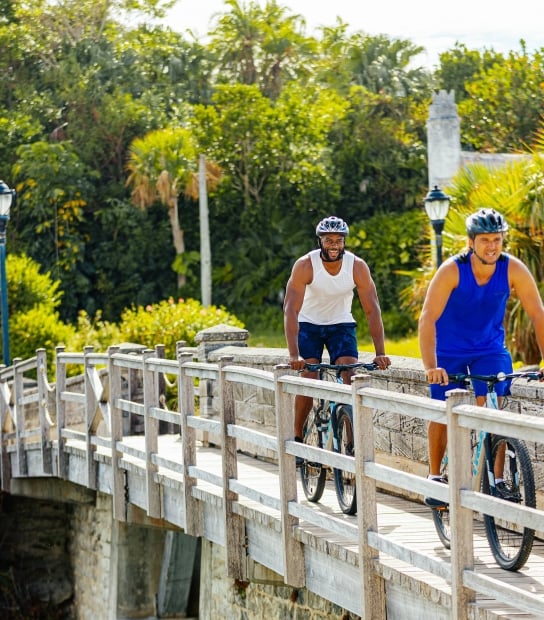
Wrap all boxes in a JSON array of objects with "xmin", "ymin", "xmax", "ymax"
[{"xmin": 164, "ymin": 0, "xmax": 543, "ymax": 69}]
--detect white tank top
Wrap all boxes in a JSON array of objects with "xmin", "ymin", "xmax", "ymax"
[{"xmin": 298, "ymin": 250, "xmax": 355, "ymax": 325}]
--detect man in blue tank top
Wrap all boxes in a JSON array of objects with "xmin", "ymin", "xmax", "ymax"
[
  {"xmin": 284, "ymin": 216, "xmax": 391, "ymax": 455},
  {"xmin": 419, "ymin": 208, "xmax": 544, "ymax": 506}
]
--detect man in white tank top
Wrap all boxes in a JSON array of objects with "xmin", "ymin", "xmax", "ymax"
[{"xmin": 283, "ymin": 216, "xmax": 391, "ymax": 447}]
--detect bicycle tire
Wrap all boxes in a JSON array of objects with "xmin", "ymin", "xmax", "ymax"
[
  {"xmin": 300, "ymin": 405, "xmax": 327, "ymax": 502},
  {"xmin": 333, "ymin": 405, "xmax": 357, "ymax": 515},
  {"xmin": 483, "ymin": 435, "xmax": 535, "ymax": 571},
  {"xmin": 431, "ymin": 456, "xmax": 451, "ymax": 549}
]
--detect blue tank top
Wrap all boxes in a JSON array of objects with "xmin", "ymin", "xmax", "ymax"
[{"xmin": 436, "ymin": 252, "xmax": 510, "ymax": 356}]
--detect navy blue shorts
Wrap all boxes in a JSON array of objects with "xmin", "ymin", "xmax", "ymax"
[
  {"xmin": 298, "ymin": 322, "xmax": 358, "ymax": 363},
  {"xmin": 430, "ymin": 350, "xmax": 513, "ymax": 400}
]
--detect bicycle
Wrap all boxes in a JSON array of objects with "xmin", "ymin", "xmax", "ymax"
[
  {"xmin": 430, "ymin": 369, "xmax": 541, "ymax": 571},
  {"xmin": 300, "ymin": 361, "xmax": 379, "ymax": 515}
]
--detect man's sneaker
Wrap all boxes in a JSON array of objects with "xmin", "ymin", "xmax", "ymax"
[
  {"xmin": 295, "ymin": 436, "xmax": 304, "ymax": 468},
  {"xmin": 424, "ymin": 477, "xmax": 449, "ymax": 508},
  {"xmin": 495, "ymin": 481, "xmax": 521, "ymax": 502}
]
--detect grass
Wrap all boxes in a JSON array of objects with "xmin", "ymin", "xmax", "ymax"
[{"xmin": 247, "ymin": 330, "xmax": 421, "ymax": 359}]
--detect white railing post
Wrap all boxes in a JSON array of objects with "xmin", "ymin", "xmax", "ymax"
[
  {"xmin": 447, "ymin": 388, "xmax": 475, "ymax": 619},
  {"xmin": 219, "ymin": 355, "xmax": 247, "ymax": 580},
  {"xmin": 55, "ymin": 346, "xmax": 68, "ymax": 479},
  {"xmin": 353, "ymin": 374, "xmax": 386, "ymax": 620},
  {"xmin": 177, "ymin": 345, "xmax": 202, "ymax": 536},
  {"xmin": 83, "ymin": 345, "xmax": 98, "ymax": 489},
  {"xmin": 274, "ymin": 364, "xmax": 305, "ymax": 587},
  {"xmin": 36, "ymin": 348, "xmax": 52, "ymax": 474},
  {"xmin": 0, "ymin": 365, "xmax": 13, "ymax": 491},
  {"xmin": 143, "ymin": 348, "xmax": 160, "ymax": 518},
  {"xmin": 108, "ymin": 345, "xmax": 126, "ymax": 521},
  {"xmin": 13, "ymin": 358, "xmax": 26, "ymax": 476}
]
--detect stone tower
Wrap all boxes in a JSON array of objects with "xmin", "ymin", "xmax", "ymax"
[{"xmin": 426, "ymin": 90, "xmax": 461, "ymax": 190}]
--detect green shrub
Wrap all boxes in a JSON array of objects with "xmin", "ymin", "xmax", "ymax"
[
  {"xmin": 117, "ymin": 297, "xmax": 245, "ymax": 359},
  {"xmin": 7, "ymin": 253, "xmax": 63, "ymax": 315},
  {"xmin": 10, "ymin": 305, "xmax": 76, "ymax": 363},
  {"xmin": 66, "ymin": 310, "xmax": 122, "ymax": 353}
]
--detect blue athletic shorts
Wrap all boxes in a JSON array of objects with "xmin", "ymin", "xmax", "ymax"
[
  {"xmin": 430, "ymin": 350, "xmax": 513, "ymax": 401},
  {"xmin": 298, "ymin": 322, "xmax": 358, "ymax": 363}
]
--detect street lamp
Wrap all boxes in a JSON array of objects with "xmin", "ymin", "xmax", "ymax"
[
  {"xmin": 0, "ymin": 180, "xmax": 15, "ymax": 366},
  {"xmin": 424, "ymin": 185, "xmax": 451, "ymax": 268}
]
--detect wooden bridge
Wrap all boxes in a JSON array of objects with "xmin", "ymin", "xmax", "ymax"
[{"xmin": 2, "ymin": 344, "xmax": 544, "ymax": 619}]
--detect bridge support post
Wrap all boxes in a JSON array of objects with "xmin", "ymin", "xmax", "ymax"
[
  {"xmin": 447, "ymin": 388, "xmax": 475, "ymax": 619},
  {"xmin": 143, "ymin": 349, "xmax": 161, "ymax": 518},
  {"xmin": 353, "ymin": 374, "xmax": 386, "ymax": 619},
  {"xmin": 274, "ymin": 364, "xmax": 305, "ymax": 587},
  {"xmin": 219, "ymin": 355, "xmax": 247, "ymax": 580},
  {"xmin": 178, "ymin": 346, "xmax": 203, "ymax": 536},
  {"xmin": 108, "ymin": 345, "xmax": 126, "ymax": 521}
]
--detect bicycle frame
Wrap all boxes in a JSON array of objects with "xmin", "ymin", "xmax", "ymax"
[{"xmin": 300, "ymin": 361, "xmax": 379, "ymax": 514}]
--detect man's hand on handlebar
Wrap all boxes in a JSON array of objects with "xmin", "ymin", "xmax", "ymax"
[
  {"xmin": 425, "ymin": 367, "xmax": 449, "ymax": 385},
  {"xmin": 373, "ymin": 355, "xmax": 391, "ymax": 370},
  {"xmin": 289, "ymin": 356, "xmax": 307, "ymax": 371}
]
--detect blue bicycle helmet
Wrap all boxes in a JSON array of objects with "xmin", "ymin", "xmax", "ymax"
[
  {"xmin": 466, "ymin": 209, "xmax": 508, "ymax": 238},
  {"xmin": 315, "ymin": 216, "xmax": 349, "ymax": 238}
]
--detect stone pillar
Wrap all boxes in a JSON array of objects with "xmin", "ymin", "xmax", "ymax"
[
  {"xmin": 195, "ymin": 324, "xmax": 249, "ymax": 418},
  {"xmin": 426, "ymin": 90, "xmax": 461, "ymax": 190}
]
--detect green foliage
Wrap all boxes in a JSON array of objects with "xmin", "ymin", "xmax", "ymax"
[
  {"xmin": 329, "ymin": 86, "xmax": 428, "ymax": 221},
  {"xmin": 348, "ymin": 209, "xmax": 426, "ymax": 338},
  {"xmin": 6, "ymin": 253, "xmax": 62, "ymax": 315},
  {"xmin": 66, "ymin": 310, "xmax": 122, "ymax": 354},
  {"xmin": 3, "ymin": 254, "xmax": 74, "ymax": 364},
  {"xmin": 117, "ymin": 297, "xmax": 245, "ymax": 358},
  {"xmin": 4, "ymin": 0, "xmax": 544, "ymax": 356},
  {"xmin": 454, "ymin": 45, "xmax": 544, "ymax": 152},
  {"xmin": 10, "ymin": 305, "xmax": 76, "ymax": 363}
]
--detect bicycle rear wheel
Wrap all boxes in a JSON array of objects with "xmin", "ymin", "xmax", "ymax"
[
  {"xmin": 300, "ymin": 405, "xmax": 327, "ymax": 503},
  {"xmin": 333, "ymin": 405, "xmax": 357, "ymax": 515},
  {"xmin": 483, "ymin": 435, "xmax": 535, "ymax": 571}
]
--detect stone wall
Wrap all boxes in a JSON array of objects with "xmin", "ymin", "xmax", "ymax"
[{"xmin": 199, "ymin": 538, "xmax": 360, "ymax": 620}]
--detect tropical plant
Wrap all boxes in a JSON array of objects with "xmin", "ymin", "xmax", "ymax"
[
  {"xmin": 401, "ymin": 156, "xmax": 544, "ymax": 365},
  {"xmin": 126, "ymin": 127, "xmax": 221, "ymax": 289}
]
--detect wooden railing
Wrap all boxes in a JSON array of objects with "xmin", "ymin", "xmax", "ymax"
[{"xmin": 1, "ymin": 344, "xmax": 544, "ymax": 619}]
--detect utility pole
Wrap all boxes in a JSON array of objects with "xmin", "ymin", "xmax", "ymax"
[{"xmin": 199, "ymin": 154, "xmax": 212, "ymax": 306}]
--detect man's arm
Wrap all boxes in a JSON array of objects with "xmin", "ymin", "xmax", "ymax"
[
  {"xmin": 418, "ymin": 261, "xmax": 457, "ymax": 384},
  {"xmin": 509, "ymin": 257, "xmax": 544, "ymax": 363},
  {"xmin": 353, "ymin": 257, "xmax": 390, "ymax": 369},
  {"xmin": 283, "ymin": 256, "xmax": 312, "ymax": 370}
]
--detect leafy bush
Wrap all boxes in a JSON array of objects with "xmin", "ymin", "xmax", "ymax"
[
  {"xmin": 66, "ymin": 310, "xmax": 122, "ymax": 353},
  {"xmin": 10, "ymin": 305, "xmax": 76, "ymax": 363},
  {"xmin": 7, "ymin": 253, "xmax": 63, "ymax": 315},
  {"xmin": 117, "ymin": 297, "xmax": 245, "ymax": 359}
]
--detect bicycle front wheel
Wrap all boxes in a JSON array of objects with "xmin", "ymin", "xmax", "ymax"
[
  {"xmin": 300, "ymin": 406, "xmax": 327, "ymax": 503},
  {"xmin": 333, "ymin": 405, "xmax": 357, "ymax": 515},
  {"xmin": 483, "ymin": 435, "xmax": 535, "ymax": 571}
]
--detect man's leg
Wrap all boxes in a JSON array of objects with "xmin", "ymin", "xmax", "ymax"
[
  {"xmin": 428, "ymin": 420, "xmax": 448, "ymax": 476},
  {"xmin": 294, "ymin": 394, "xmax": 315, "ymax": 439}
]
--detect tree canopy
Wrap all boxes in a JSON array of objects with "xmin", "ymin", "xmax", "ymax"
[{"xmin": 1, "ymin": 0, "xmax": 544, "ymax": 363}]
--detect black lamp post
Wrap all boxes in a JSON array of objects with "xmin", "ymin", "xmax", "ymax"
[
  {"xmin": 0, "ymin": 180, "xmax": 15, "ymax": 366},
  {"xmin": 424, "ymin": 185, "xmax": 451, "ymax": 268}
]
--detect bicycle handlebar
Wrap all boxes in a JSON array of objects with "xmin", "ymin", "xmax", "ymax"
[
  {"xmin": 448, "ymin": 370, "xmax": 543, "ymax": 385},
  {"xmin": 304, "ymin": 362, "xmax": 380, "ymax": 372}
]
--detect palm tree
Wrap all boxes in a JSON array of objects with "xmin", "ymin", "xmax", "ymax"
[{"xmin": 126, "ymin": 127, "xmax": 221, "ymax": 289}]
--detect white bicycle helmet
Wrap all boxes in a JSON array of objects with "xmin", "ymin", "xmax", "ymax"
[{"xmin": 315, "ymin": 216, "xmax": 349, "ymax": 237}]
